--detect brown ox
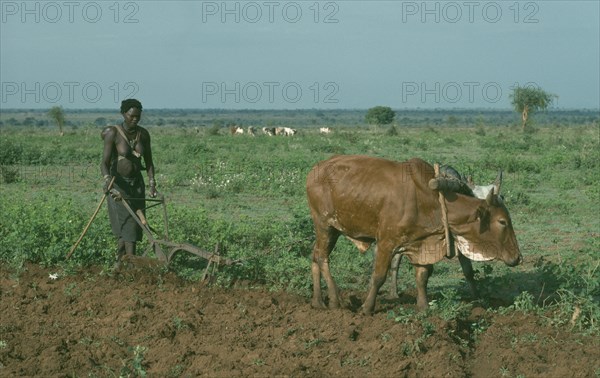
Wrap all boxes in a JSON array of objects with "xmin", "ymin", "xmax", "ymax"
[
  {"xmin": 388, "ymin": 171, "xmax": 504, "ymax": 299},
  {"xmin": 306, "ymin": 155, "xmax": 521, "ymax": 315}
]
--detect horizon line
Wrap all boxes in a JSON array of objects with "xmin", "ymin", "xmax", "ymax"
[{"xmin": 1, "ymin": 107, "xmax": 599, "ymax": 113}]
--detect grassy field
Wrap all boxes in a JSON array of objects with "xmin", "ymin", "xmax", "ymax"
[{"xmin": 1, "ymin": 115, "xmax": 599, "ymax": 335}]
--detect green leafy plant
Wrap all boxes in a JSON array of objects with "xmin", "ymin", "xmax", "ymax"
[
  {"xmin": 428, "ymin": 288, "xmax": 471, "ymax": 321},
  {"xmin": 120, "ymin": 345, "xmax": 148, "ymax": 377}
]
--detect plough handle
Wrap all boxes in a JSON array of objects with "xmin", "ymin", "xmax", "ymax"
[{"xmin": 66, "ymin": 177, "xmax": 115, "ymax": 260}]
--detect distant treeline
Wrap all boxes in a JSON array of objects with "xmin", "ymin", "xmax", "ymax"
[{"xmin": 1, "ymin": 108, "xmax": 598, "ymax": 128}]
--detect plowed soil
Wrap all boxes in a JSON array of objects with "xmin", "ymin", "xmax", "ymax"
[{"xmin": 1, "ymin": 261, "xmax": 598, "ymax": 377}]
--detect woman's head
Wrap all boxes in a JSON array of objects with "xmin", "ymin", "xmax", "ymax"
[
  {"xmin": 121, "ymin": 99, "xmax": 143, "ymax": 128},
  {"xmin": 120, "ymin": 99, "xmax": 142, "ymax": 114}
]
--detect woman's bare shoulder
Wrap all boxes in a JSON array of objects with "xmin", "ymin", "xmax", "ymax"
[{"xmin": 101, "ymin": 125, "xmax": 118, "ymax": 140}]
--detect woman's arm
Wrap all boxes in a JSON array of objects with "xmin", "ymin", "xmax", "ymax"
[
  {"xmin": 142, "ymin": 129, "xmax": 157, "ymax": 197},
  {"xmin": 100, "ymin": 126, "xmax": 116, "ymax": 192}
]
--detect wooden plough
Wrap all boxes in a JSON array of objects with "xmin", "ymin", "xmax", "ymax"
[
  {"xmin": 116, "ymin": 193, "xmax": 239, "ymax": 280},
  {"xmin": 67, "ymin": 185, "xmax": 239, "ymax": 280}
]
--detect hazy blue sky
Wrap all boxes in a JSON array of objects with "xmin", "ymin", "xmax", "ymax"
[{"xmin": 1, "ymin": 0, "xmax": 599, "ymax": 109}]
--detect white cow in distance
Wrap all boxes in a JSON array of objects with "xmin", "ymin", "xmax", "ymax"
[
  {"xmin": 282, "ymin": 127, "xmax": 297, "ymax": 136},
  {"xmin": 230, "ymin": 126, "xmax": 244, "ymax": 135},
  {"xmin": 274, "ymin": 127, "xmax": 297, "ymax": 136},
  {"xmin": 319, "ymin": 127, "xmax": 332, "ymax": 134},
  {"xmin": 262, "ymin": 127, "xmax": 275, "ymax": 136},
  {"xmin": 263, "ymin": 126, "xmax": 297, "ymax": 136}
]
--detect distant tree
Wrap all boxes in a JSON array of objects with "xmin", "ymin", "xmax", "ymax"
[
  {"xmin": 447, "ymin": 115, "xmax": 459, "ymax": 126},
  {"xmin": 47, "ymin": 106, "xmax": 65, "ymax": 136},
  {"xmin": 509, "ymin": 86, "xmax": 557, "ymax": 130},
  {"xmin": 94, "ymin": 117, "xmax": 107, "ymax": 126},
  {"xmin": 365, "ymin": 106, "xmax": 395, "ymax": 126},
  {"xmin": 23, "ymin": 117, "xmax": 36, "ymax": 126}
]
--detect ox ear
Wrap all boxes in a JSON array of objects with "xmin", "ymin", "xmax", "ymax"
[
  {"xmin": 494, "ymin": 170, "xmax": 503, "ymax": 195},
  {"xmin": 467, "ymin": 208, "xmax": 479, "ymax": 223},
  {"xmin": 468, "ymin": 204, "xmax": 490, "ymax": 227}
]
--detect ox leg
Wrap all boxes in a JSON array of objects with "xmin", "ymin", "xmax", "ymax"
[
  {"xmin": 388, "ymin": 254, "xmax": 402, "ymax": 299},
  {"xmin": 458, "ymin": 253, "xmax": 479, "ymax": 298},
  {"xmin": 311, "ymin": 228, "xmax": 341, "ymax": 310},
  {"xmin": 415, "ymin": 264, "xmax": 434, "ymax": 311},
  {"xmin": 362, "ymin": 243, "xmax": 394, "ymax": 315}
]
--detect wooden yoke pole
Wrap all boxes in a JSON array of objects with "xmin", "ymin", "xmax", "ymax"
[{"xmin": 434, "ymin": 164, "xmax": 454, "ymax": 258}]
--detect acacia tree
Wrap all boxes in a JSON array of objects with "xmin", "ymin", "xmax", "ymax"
[
  {"xmin": 48, "ymin": 106, "xmax": 66, "ymax": 136},
  {"xmin": 509, "ymin": 86, "xmax": 556, "ymax": 130},
  {"xmin": 365, "ymin": 106, "xmax": 395, "ymax": 126}
]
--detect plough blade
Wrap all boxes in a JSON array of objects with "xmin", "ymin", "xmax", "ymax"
[{"xmin": 116, "ymin": 195, "xmax": 241, "ymax": 272}]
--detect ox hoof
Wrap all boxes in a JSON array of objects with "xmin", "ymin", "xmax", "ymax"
[
  {"xmin": 360, "ymin": 306, "xmax": 374, "ymax": 316},
  {"xmin": 311, "ymin": 300, "xmax": 327, "ymax": 310},
  {"xmin": 388, "ymin": 291, "xmax": 400, "ymax": 300}
]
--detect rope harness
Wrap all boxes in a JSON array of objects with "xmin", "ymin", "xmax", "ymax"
[{"xmin": 433, "ymin": 164, "xmax": 455, "ymax": 258}]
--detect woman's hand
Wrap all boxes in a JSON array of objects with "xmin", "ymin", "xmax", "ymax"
[
  {"xmin": 103, "ymin": 175, "xmax": 114, "ymax": 194},
  {"xmin": 149, "ymin": 178, "xmax": 157, "ymax": 198}
]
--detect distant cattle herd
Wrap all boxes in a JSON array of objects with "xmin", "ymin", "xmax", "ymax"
[{"xmin": 228, "ymin": 125, "xmax": 333, "ymax": 136}]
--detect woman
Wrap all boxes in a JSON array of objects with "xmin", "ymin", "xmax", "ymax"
[{"xmin": 100, "ymin": 99, "xmax": 157, "ymax": 266}]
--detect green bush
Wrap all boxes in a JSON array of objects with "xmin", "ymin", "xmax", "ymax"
[
  {"xmin": 0, "ymin": 140, "xmax": 24, "ymax": 165},
  {"xmin": 0, "ymin": 191, "xmax": 114, "ymax": 268}
]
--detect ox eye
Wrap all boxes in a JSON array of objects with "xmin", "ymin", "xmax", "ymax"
[{"xmin": 498, "ymin": 219, "xmax": 508, "ymax": 226}]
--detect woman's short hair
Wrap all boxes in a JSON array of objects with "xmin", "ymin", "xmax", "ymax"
[{"xmin": 120, "ymin": 99, "xmax": 143, "ymax": 113}]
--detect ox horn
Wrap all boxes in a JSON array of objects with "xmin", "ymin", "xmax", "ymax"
[
  {"xmin": 494, "ymin": 170, "xmax": 503, "ymax": 195},
  {"xmin": 486, "ymin": 187, "xmax": 495, "ymax": 205},
  {"xmin": 466, "ymin": 175, "xmax": 475, "ymax": 189}
]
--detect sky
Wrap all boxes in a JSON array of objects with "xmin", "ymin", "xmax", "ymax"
[{"xmin": 1, "ymin": 0, "xmax": 599, "ymax": 110}]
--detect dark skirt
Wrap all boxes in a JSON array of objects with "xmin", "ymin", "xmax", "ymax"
[{"xmin": 107, "ymin": 174, "xmax": 145, "ymax": 242}]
